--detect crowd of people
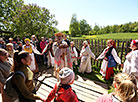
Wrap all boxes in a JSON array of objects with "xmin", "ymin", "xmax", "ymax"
[{"xmin": 0, "ymin": 33, "xmax": 138, "ymax": 102}]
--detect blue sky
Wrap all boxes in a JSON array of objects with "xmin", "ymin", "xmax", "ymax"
[{"xmin": 24, "ymin": 0, "xmax": 138, "ymax": 31}]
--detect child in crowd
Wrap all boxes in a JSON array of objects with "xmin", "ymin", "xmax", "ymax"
[
  {"xmin": 45, "ymin": 67, "xmax": 78, "ymax": 102},
  {"xmin": 11, "ymin": 51, "xmax": 44, "ymax": 102},
  {"xmin": 97, "ymin": 73, "xmax": 137, "ymax": 102}
]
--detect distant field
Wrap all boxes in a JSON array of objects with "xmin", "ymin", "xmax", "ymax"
[{"xmin": 70, "ymin": 33, "xmax": 138, "ymax": 40}]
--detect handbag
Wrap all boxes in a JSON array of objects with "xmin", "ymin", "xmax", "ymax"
[{"xmin": 108, "ymin": 54, "xmax": 117, "ymax": 67}]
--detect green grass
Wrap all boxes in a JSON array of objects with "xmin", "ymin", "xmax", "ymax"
[{"xmin": 70, "ymin": 33, "xmax": 138, "ymax": 40}]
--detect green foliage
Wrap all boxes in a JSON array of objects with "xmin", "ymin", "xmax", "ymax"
[
  {"xmin": 13, "ymin": 4, "xmax": 57, "ymax": 38},
  {"xmin": 1, "ymin": 0, "xmax": 57, "ymax": 38},
  {"xmin": 92, "ymin": 24, "xmax": 100, "ymax": 34},
  {"xmin": 68, "ymin": 13, "xmax": 138, "ymax": 37},
  {"xmin": 0, "ymin": 0, "xmax": 24, "ymax": 31},
  {"xmin": 80, "ymin": 19, "xmax": 92, "ymax": 35},
  {"xmin": 69, "ymin": 13, "xmax": 80, "ymax": 37}
]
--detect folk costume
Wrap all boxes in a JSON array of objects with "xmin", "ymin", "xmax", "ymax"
[
  {"xmin": 79, "ymin": 41, "xmax": 95, "ymax": 73},
  {"xmin": 54, "ymin": 32, "xmax": 72, "ymax": 79},
  {"xmin": 97, "ymin": 46, "xmax": 121, "ymax": 80},
  {"xmin": 46, "ymin": 68, "xmax": 78, "ymax": 102},
  {"xmin": 42, "ymin": 38, "xmax": 54, "ymax": 68},
  {"xmin": 70, "ymin": 41, "xmax": 78, "ymax": 66},
  {"xmin": 123, "ymin": 40, "xmax": 138, "ymax": 87},
  {"xmin": 23, "ymin": 38, "xmax": 40, "ymax": 73}
]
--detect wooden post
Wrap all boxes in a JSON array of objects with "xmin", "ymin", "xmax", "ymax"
[
  {"xmin": 119, "ymin": 41, "xmax": 125, "ymax": 70},
  {"xmin": 97, "ymin": 40, "xmax": 99, "ymax": 66},
  {"xmin": 125, "ymin": 41, "xmax": 129, "ymax": 56},
  {"xmin": 100, "ymin": 39, "xmax": 103, "ymax": 66},
  {"xmin": 117, "ymin": 40, "xmax": 119, "ymax": 52},
  {"xmin": 94, "ymin": 40, "xmax": 97, "ymax": 65},
  {"xmin": 91, "ymin": 39, "xmax": 94, "ymax": 64}
]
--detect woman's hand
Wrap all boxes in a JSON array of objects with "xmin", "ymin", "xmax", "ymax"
[
  {"xmin": 40, "ymin": 53, "xmax": 43, "ymax": 55},
  {"xmin": 120, "ymin": 64, "xmax": 124, "ymax": 68},
  {"xmin": 95, "ymin": 58, "xmax": 98, "ymax": 61}
]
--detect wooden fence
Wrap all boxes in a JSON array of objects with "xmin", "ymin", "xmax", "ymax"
[{"xmin": 71, "ymin": 39, "xmax": 132, "ymax": 70}]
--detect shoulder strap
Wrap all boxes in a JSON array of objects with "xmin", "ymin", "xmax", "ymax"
[{"xmin": 14, "ymin": 71, "xmax": 26, "ymax": 81}]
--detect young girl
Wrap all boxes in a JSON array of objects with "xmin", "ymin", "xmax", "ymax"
[
  {"xmin": 11, "ymin": 51, "xmax": 44, "ymax": 102},
  {"xmin": 97, "ymin": 73, "xmax": 137, "ymax": 102},
  {"xmin": 45, "ymin": 67, "xmax": 78, "ymax": 102}
]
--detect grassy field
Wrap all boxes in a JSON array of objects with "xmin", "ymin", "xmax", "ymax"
[{"xmin": 70, "ymin": 33, "xmax": 138, "ymax": 40}]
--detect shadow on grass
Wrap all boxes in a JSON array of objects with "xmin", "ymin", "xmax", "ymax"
[{"xmin": 73, "ymin": 65, "xmax": 116, "ymax": 93}]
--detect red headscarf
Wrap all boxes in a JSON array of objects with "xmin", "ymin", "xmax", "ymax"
[
  {"xmin": 132, "ymin": 40, "xmax": 138, "ymax": 48},
  {"xmin": 108, "ymin": 39, "xmax": 116, "ymax": 48}
]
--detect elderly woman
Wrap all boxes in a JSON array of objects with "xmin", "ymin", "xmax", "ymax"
[
  {"xmin": 123, "ymin": 40, "xmax": 138, "ymax": 88},
  {"xmin": 6, "ymin": 43, "xmax": 15, "ymax": 58},
  {"xmin": 0, "ymin": 48, "xmax": 11, "ymax": 102},
  {"xmin": 79, "ymin": 41, "xmax": 95, "ymax": 73},
  {"xmin": 22, "ymin": 38, "xmax": 40, "ymax": 73},
  {"xmin": 96, "ymin": 39, "xmax": 122, "ymax": 80}
]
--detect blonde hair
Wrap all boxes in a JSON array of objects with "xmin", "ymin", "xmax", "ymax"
[{"xmin": 114, "ymin": 73, "xmax": 137, "ymax": 102}]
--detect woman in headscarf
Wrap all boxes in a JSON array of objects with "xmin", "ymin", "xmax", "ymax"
[
  {"xmin": 123, "ymin": 40, "xmax": 138, "ymax": 88},
  {"xmin": 22, "ymin": 38, "xmax": 40, "ymax": 73},
  {"xmin": 79, "ymin": 41, "xmax": 95, "ymax": 74},
  {"xmin": 96, "ymin": 39, "xmax": 122, "ymax": 80}
]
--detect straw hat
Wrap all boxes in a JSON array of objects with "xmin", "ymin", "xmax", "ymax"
[
  {"xmin": 54, "ymin": 32, "xmax": 64, "ymax": 37},
  {"xmin": 9, "ymin": 38, "xmax": 13, "ymax": 41}
]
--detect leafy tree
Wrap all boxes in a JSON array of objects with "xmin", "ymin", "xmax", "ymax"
[
  {"xmin": 0, "ymin": 0, "xmax": 24, "ymax": 32},
  {"xmin": 133, "ymin": 26, "xmax": 138, "ymax": 32},
  {"xmin": 69, "ymin": 13, "xmax": 80, "ymax": 37},
  {"xmin": 92, "ymin": 24, "xmax": 100, "ymax": 34},
  {"xmin": 13, "ymin": 4, "xmax": 57, "ymax": 37},
  {"xmin": 80, "ymin": 19, "xmax": 92, "ymax": 35},
  {"xmin": 111, "ymin": 25, "xmax": 119, "ymax": 33}
]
